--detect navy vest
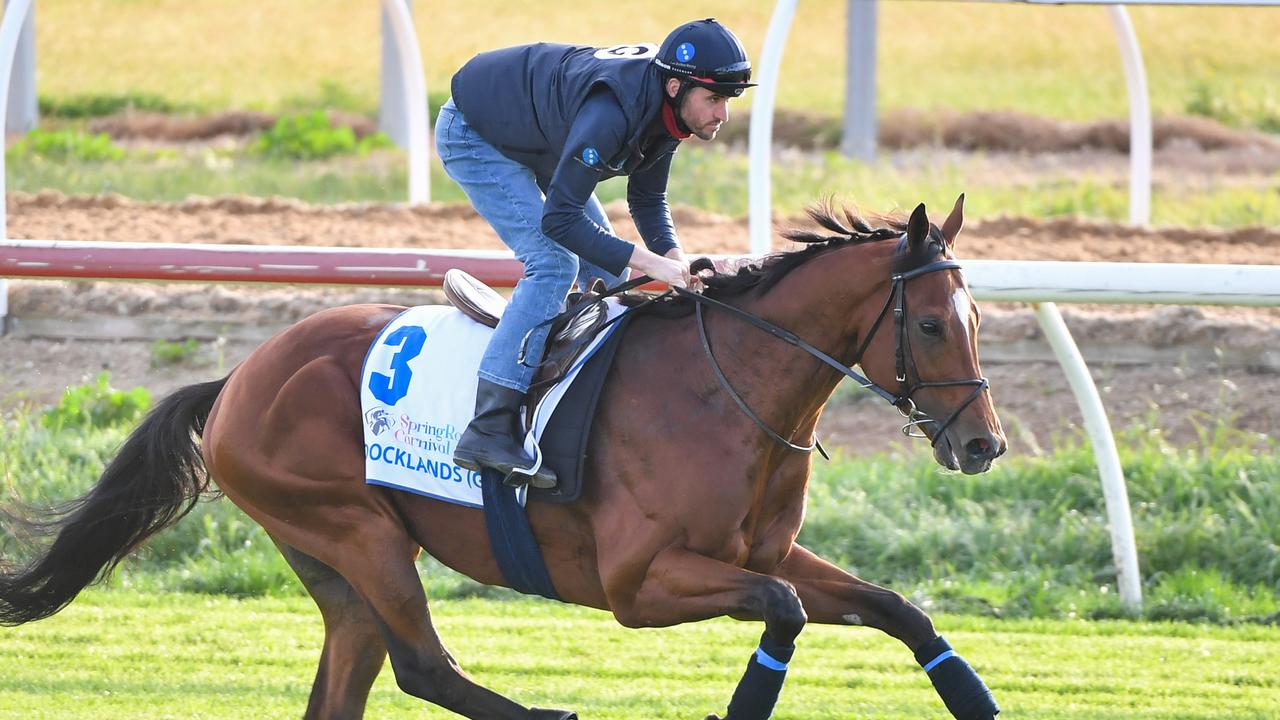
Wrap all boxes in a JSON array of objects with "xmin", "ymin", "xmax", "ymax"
[{"xmin": 451, "ymin": 43, "xmax": 674, "ymax": 181}]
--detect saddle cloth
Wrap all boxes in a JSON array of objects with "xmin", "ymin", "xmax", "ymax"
[{"xmin": 361, "ymin": 300, "xmax": 626, "ymax": 508}]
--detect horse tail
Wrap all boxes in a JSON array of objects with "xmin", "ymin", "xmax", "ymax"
[{"xmin": 0, "ymin": 376, "xmax": 229, "ymax": 625}]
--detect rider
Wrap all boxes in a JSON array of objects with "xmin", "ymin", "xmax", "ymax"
[{"xmin": 438, "ymin": 18, "xmax": 755, "ymax": 488}]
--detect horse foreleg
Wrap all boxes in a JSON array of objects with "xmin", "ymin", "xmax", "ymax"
[
  {"xmin": 773, "ymin": 544, "xmax": 1000, "ymax": 720},
  {"xmin": 606, "ymin": 548, "xmax": 807, "ymax": 720}
]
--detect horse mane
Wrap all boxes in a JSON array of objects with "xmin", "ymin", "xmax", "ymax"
[{"xmin": 633, "ymin": 201, "xmax": 909, "ymax": 317}]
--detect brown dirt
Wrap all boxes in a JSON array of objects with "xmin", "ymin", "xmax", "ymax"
[
  {"xmin": 86, "ymin": 110, "xmax": 378, "ymax": 142},
  {"xmin": 3, "ymin": 191, "xmax": 1277, "ymax": 457}
]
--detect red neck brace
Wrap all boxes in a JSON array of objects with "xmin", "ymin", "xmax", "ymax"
[{"xmin": 662, "ymin": 103, "xmax": 691, "ymax": 140}]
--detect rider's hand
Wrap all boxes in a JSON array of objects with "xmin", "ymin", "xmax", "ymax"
[
  {"xmin": 628, "ymin": 248, "xmax": 690, "ymax": 289},
  {"xmin": 663, "ymin": 247, "xmax": 703, "ymax": 292}
]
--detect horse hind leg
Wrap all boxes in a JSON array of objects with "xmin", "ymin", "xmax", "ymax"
[
  {"xmin": 311, "ymin": 524, "xmax": 576, "ymax": 720},
  {"xmin": 274, "ymin": 540, "xmax": 387, "ymax": 720}
]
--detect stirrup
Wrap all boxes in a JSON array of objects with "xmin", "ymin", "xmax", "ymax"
[{"xmin": 504, "ymin": 467, "xmax": 557, "ymax": 490}]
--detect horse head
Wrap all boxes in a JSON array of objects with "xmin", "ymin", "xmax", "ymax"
[{"xmin": 852, "ymin": 195, "xmax": 1007, "ymax": 474}]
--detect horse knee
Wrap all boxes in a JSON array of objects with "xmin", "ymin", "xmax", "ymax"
[{"xmin": 759, "ymin": 578, "xmax": 807, "ymax": 645}]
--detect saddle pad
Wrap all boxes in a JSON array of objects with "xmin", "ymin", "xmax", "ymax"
[
  {"xmin": 361, "ymin": 300, "xmax": 626, "ymax": 507},
  {"xmin": 528, "ymin": 310, "xmax": 632, "ymax": 503}
]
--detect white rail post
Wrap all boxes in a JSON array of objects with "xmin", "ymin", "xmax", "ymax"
[
  {"xmin": 748, "ymin": 0, "xmax": 798, "ymax": 255},
  {"xmin": 0, "ymin": 0, "xmax": 36, "ymax": 335},
  {"xmin": 1034, "ymin": 302, "xmax": 1143, "ymax": 609},
  {"xmin": 380, "ymin": 0, "xmax": 430, "ymax": 204},
  {"xmin": 5, "ymin": 0, "xmax": 34, "ymax": 133},
  {"xmin": 841, "ymin": 0, "xmax": 877, "ymax": 161},
  {"xmin": 379, "ymin": 0, "xmax": 413, "ymax": 147},
  {"xmin": 1106, "ymin": 5, "xmax": 1151, "ymax": 225}
]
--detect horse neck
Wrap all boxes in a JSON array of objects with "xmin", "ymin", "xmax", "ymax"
[{"xmin": 712, "ymin": 241, "xmax": 894, "ymax": 445}]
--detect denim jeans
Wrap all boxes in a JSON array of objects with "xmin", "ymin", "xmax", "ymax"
[{"xmin": 435, "ymin": 98, "xmax": 628, "ymax": 392}]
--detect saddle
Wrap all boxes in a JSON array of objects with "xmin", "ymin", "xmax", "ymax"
[
  {"xmin": 443, "ymin": 269, "xmax": 611, "ymax": 395},
  {"xmin": 443, "ymin": 268, "xmax": 630, "ymax": 505}
]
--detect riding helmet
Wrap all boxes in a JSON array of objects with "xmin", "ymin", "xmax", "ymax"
[{"xmin": 653, "ymin": 18, "xmax": 756, "ymax": 98}]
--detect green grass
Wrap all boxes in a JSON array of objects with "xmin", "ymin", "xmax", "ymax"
[
  {"xmin": 6, "ymin": 146, "xmax": 422, "ymax": 205},
  {"xmin": 3, "ymin": 383, "xmax": 1277, "ymax": 621},
  {"xmin": 0, "ymin": 592, "xmax": 1277, "ymax": 719},
  {"xmin": 16, "ymin": 4, "xmax": 1280, "ymax": 227},
  {"xmin": 32, "ymin": 2, "xmax": 1280, "ymax": 128},
  {"xmin": 9, "ymin": 141, "xmax": 1280, "ymax": 228}
]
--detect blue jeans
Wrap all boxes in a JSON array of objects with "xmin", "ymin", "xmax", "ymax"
[{"xmin": 435, "ymin": 98, "xmax": 628, "ymax": 392}]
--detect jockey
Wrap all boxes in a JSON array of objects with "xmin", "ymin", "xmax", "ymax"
[{"xmin": 439, "ymin": 18, "xmax": 755, "ymax": 489}]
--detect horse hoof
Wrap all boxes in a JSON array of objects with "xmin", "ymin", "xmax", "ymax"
[{"xmin": 528, "ymin": 708, "xmax": 577, "ymax": 720}]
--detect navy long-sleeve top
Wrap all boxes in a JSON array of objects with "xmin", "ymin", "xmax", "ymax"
[{"xmin": 451, "ymin": 43, "xmax": 685, "ymax": 275}]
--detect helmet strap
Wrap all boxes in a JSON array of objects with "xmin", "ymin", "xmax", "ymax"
[{"xmin": 663, "ymin": 78, "xmax": 694, "ymax": 136}]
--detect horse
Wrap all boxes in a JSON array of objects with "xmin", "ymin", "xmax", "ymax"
[{"xmin": 0, "ymin": 196, "xmax": 1006, "ymax": 719}]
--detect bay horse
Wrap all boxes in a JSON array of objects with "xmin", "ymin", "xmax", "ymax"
[{"xmin": 0, "ymin": 197, "xmax": 1006, "ymax": 719}]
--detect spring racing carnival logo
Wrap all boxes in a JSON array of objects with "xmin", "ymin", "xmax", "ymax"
[
  {"xmin": 364, "ymin": 406, "xmax": 393, "ymax": 436},
  {"xmin": 364, "ymin": 411, "xmax": 480, "ymax": 489}
]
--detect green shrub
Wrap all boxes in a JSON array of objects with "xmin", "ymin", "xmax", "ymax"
[
  {"xmin": 8, "ymin": 128, "xmax": 125, "ymax": 162},
  {"xmin": 41, "ymin": 371, "xmax": 151, "ymax": 430},
  {"xmin": 1185, "ymin": 77, "xmax": 1280, "ymax": 132},
  {"xmin": 38, "ymin": 92, "xmax": 177, "ymax": 118},
  {"xmin": 253, "ymin": 111, "xmax": 391, "ymax": 160},
  {"xmin": 149, "ymin": 337, "xmax": 201, "ymax": 368},
  {"xmin": 5, "ymin": 396, "xmax": 1278, "ymax": 618}
]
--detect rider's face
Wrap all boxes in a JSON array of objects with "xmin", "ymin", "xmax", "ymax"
[{"xmin": 667, "ymin": 81, "xmax": 732, "ymax": 141}]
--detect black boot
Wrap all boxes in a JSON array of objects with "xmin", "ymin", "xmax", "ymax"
[{"xmin": 453, "ymin": 379, "xmax": 557, "ymax": 489}]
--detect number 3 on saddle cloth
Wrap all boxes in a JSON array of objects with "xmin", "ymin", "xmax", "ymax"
[{"xmin": 360, "ymin": 284, "xmax": 632, "ymax": 599}]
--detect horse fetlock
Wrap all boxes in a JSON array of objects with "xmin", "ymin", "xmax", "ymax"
[{"xmin": 914, "ymin": 636, "xmax": 999, "ymax": 720}]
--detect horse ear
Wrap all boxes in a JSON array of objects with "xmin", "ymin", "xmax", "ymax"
[
  {"xmin": 940, "ymin": 193, "xmax": 965, "ymax": 249},
  {"xmin": 907, "ymin": 203, "xmax": 929, "ymax": 250}
]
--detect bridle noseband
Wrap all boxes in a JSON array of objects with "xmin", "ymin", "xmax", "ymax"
[{"xmin": 679, "ymin": 246, "xmax": 989, "ymax": 456}]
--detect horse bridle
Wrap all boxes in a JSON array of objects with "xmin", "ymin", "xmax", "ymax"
[{"xmin": 677, "ymin": 248, "xmax": 990, "ymax": 455}]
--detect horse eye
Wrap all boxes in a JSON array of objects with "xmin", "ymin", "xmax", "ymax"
[{"xmin": 919, "ymin": 319, "xmax": 943, "ymax": 337}]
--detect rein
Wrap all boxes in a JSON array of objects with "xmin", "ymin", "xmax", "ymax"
[
  {"xmin": 516, "ymin": 249, "xmax": 989, "ymax": 456},
  {"xmin": 675, "ymin": 255, "xmax": 989, "ymax": 453}
]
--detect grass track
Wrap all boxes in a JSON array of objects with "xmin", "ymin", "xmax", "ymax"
[
  {"xmin": 36, "ymin": 1, "xmax": 1280, "ymax": 122},
  {"xmin": 1, "ymin": 592, "xmax": 1277, "ymax": 719}
]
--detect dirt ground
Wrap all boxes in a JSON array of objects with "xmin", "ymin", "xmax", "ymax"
[{"xmin": 3, "ymin": 186, "xmax": 1277, "ymax": 457}]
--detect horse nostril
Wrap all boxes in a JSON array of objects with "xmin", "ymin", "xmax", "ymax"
[{"xmin": 965, "ymin": 437, "xmax": 993, "ymax": 459}]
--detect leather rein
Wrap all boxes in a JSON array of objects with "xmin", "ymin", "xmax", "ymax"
[
  {"xmin": 518, "ymin": 246, "xmax": 989, "ymax": 457},
  {"xmin": 675, "ymin": 251, "xmax": 989, "ymax": 456}
]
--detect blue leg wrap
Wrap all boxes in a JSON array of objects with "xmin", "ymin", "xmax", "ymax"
[
  {"xmin": 914, "ymin": 636, "xmax": 1000, "ymax": 719},
  {"xmin": 723, "ymin": 631, "xmax": 795, "ymax": 720}
]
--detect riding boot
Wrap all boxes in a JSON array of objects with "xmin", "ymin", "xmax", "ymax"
[{"xmin": 453, "ymin": 379, "xmax": 557, "ymax": 489}]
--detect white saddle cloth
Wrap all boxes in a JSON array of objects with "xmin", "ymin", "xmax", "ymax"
[{"xmin": 360, "ymin": 300, "xmax": 624, "ymax": 507}]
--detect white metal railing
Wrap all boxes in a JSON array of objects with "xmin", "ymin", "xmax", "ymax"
[
  {"xmin": 749, "ymin": 0, "xmax": 798, "ymax": 256},
  {"xmin": 0, "ymin": 1, "xmax": 430, "ymax": 212},
  {"xmin": 0, "ymin": 0, "xmax": 34, "ymax": 239},
  {"xmin": 0, "ymin": 0, "xmax": 35, "ymax": 332},
  {"xmin": 754, "ymin": 0, "xmax": 1275, "ymax": 252}
]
